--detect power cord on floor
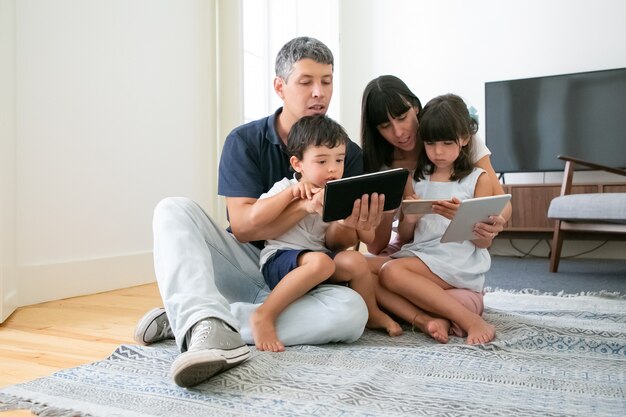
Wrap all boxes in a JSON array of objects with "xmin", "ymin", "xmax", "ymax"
[
  {"xmin": 508, "ymin": 239, "xmax": 546, "ymax": 258},
  {"xmin": 547, "ymin": 240, "xmax": 610, "ymax": 259},
  {"xmin": 505, "ymin": 239, "xmax": 610, "ymax": 259}
]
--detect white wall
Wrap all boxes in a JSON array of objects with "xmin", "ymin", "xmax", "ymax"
[
  {"xmin": 339, "ymin": 0, "xmax": 626, "ymax": 143},
  {"xmin": 17, "ymin": 0, "xmax": 217, "ymax": 265},
  {"xmin": 0, "ymin": 0, "xmax": 18, "ymax": 321},
  {"xmin": 0, "ymin": 0, "xmax": 244, "ymax": 310}
]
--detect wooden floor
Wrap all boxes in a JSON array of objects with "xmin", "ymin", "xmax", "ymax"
[{"xmin": 0, "ymin": 282, "xmax": 163, "ymax": 417}]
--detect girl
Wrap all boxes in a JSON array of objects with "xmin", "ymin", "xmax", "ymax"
[
  {"xmin": 369, "ymin": 94, "xmax": 495, "ymax": 345},
  {"xmin": 360, "ymin": 75, "xmax": 510, "ymax": 255}
]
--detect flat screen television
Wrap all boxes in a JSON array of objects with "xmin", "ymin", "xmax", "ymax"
[{"xmin": 485, "ymin": 67, "xmax": 626, "ymax": 173}]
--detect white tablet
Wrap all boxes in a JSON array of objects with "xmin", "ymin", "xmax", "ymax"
[
  {"xmin": 440, "ymin": 194, "xmax": 512, "ymax": 243},
  {"xmin": 401, "ymin": 199, "xmax": 441, "ymax": 215}
]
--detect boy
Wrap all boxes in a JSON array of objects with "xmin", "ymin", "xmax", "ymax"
[{"xmin": 250, "ymin": 115, "xmax": 402, "ymax": 352}]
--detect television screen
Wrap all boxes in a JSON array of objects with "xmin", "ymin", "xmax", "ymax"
[{"xmin": 485, "ymin": 68, "xmax": 626, "ymax": 173}]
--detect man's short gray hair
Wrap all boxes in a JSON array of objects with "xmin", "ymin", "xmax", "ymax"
[{"xmin": 275, "ymin": 36, "xmax": 334, "ymax": 82}]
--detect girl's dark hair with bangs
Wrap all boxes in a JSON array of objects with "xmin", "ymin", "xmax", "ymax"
[
  {"xmin": 361, "ymin": 75, "xmax": 422, "ymax": 173},
  {"xmin": 415, "ymin": 94, "xmax": 477, "ymax": 182},
  {"xmin": 287, "ymin": 115, "xmax": 349, "ymax": 173}
]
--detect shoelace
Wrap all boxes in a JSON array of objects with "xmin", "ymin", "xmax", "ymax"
[
  {"xmin": 154, "ymin": 317, "xmax": 172, "ymax": 339},
  {"xmin": 189, "ymin": 320, "xmax": 212, "ymax": 350}
]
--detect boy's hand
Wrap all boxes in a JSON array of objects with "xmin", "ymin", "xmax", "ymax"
[
  {"xmin": 302, "ymin": 188, "xmax": 324, "ymax": 215},
  {"xmin": 291, "ymin": 181, "xmax": 321, "ymax": 200}
]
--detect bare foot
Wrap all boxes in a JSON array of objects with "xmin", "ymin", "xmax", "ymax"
[
  {"xmin": 424, "ymin": 318, "xmax": 451, "ymax": 344},
  {"xmin": 410, "ymin": 310, "xmax": 450, "ymax": 343},
  {"xmin": 250, "ymin": 310, "xmax": 285, "ymax": 352},
  {"xmin": 465, "ymin": 319, "xmax": 496, "ymax": 345},
  {"xmin": 367, "ymin": 311, "xmax": 403, "ymax": 337}
]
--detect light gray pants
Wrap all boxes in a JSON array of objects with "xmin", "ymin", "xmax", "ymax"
[{"xmin": 153, "ymin": 197, "xmax": 368, "ymax": 351}]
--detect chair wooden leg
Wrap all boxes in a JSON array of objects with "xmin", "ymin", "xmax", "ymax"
[{"xmin": 549, "ymin": 221, "xmax": 564, "ymax": 273}]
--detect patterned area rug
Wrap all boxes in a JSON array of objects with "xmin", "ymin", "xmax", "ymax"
[{"xmin": 1, "ymin": 291, "xmax": 625, "ymax": 417}]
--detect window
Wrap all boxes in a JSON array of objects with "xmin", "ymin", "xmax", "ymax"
[{"xmin": 243, "ymin": 0, "xmax": 340, "ymax": 123}]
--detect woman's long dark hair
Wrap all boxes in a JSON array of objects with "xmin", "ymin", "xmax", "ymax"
[{"xmin": 360, "ymin": 75, "xmax": 422, "ymax": 173}]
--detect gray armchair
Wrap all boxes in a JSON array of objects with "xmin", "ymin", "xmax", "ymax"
[{"xmin": 547, "ymin": 155, "xmax": 626, "ymax": 272}]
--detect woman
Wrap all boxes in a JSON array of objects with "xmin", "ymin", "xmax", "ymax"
[{"xmin": 360, "ymin": 75, "xmax": 511, "ymax": 255}]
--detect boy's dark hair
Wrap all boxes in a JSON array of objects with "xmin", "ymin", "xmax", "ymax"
[
  {"xmin": 275, "ymin": 37, "xmax": 334, "ymax": 82},
  {"xmin": 287, "ymin": 115, "xmax": 349, "ymax": 163},
  {"xmin": 415, "ymin": 94, "xmax": 477, "ymax": 182}
]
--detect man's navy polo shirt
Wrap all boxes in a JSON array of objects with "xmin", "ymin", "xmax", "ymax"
[
  {"xmin": 218, "ymin": 108, "xmax": 363, "ymax": 200},
  {"xmin": 218, "ymin": 108, "xmax": 363, "ymax": 248}
]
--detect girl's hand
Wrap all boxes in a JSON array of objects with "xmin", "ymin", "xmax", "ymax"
[
  {"xmin": 473, "ymin": 214, "xmax": 506, "ymax": 240},
  {"xmin": 398, "ymin": 193, "xmax": 425, "ymax": 224},
  {"xmin": 432, "ymin": 197, "xmax": 461, "ymax": 220},
  {"xmin": 400, "ymin": 212, "xmax": 423, "ymax": 224}
]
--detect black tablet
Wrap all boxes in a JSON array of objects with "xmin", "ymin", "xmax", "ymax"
[{"xmin": 322, "ymin": 168, "xmax": 409, "ymax": 222}]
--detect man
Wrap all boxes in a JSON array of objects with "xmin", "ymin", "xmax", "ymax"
[{"xmin": 135, "ymin": 37, "xmax": 383, "ymax": 388}]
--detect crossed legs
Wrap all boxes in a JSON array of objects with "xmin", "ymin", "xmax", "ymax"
[{"xmin": 367, "ymin": 256, "xmax": 494, "ymax": 344}]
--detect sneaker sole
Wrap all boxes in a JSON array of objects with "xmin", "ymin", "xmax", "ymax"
[
  {"xmin": 133, "ymin": 307, "xmax": 167, "ymax": 345},
  {"xmin": 171, "ymin": 345, "xmax": 251, "ymax": 388}
]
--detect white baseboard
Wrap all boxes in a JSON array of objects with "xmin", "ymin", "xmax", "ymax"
[
  {"xmin": 17, "ymin": 252, "xmax": 156, "ymax": 307},
  {"xmin": 1, "ymin": 285, "xmax": 18, "ymax": 323}
]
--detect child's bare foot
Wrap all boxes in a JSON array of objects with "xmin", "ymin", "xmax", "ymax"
[
  {"xmin": 367, "ymin": 311, "xmax": 403, "ymax": 337},
  {"xmin": 250, "ymin": 310, "xmax": 285, "ymax": 352},
  {"xmin": 411, "ymin": 310, "xmax": 450, "ymax": 343},
  {"xmin": 424, "ymin": 318, "xmax": 451, "ymax": 344},
  {"xmin": 465, "ymin": 320, "xmax": 496, "ymax": 345}
]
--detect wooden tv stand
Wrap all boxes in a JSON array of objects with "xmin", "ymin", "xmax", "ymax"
[{"xmin": 501, "ymin": 182, "xmax": 626, "ymax": 234}]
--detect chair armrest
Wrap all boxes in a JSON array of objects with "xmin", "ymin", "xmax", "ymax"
[
  {"xmin": 558, "ymin": 155, "xmax": 626, "ymax": 177},
  {"xmin": 557, "ymin": 155, "xmax": 626, "ymax": 197}
]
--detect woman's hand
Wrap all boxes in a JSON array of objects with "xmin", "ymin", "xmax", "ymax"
[{"xmin": 339, "ymin": 193, "xmax": 385, "ymax": 231}]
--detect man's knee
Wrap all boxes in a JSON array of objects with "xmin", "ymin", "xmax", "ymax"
[
  {"xmin": 153, "ymin": 197, "xmax": 211, "ymax": 231},
  {"xmin": 316, "ymin": 285, "xmax": 368, "ymax": 342},
  {"xmin": 154, "ymin": 197, "xmax": 192, "ymax": 219}
]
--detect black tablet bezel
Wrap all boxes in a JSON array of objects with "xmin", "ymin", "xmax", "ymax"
[{"xmin": 322, "ymin": 168, "xmax": 409, "ymax": 222}]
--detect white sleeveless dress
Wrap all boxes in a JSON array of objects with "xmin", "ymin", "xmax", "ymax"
[{"xmin": 390, "ymin": 168, "xmax": 490, "ymax": 292}]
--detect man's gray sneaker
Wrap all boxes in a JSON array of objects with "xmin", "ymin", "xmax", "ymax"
[
  {"xmin": 133, "ymin": 307, "xmax": 174, "ymax": 345},
  {"xmin": 170, "ymin": 318, "xmax": 251, "ymax": 388}
]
